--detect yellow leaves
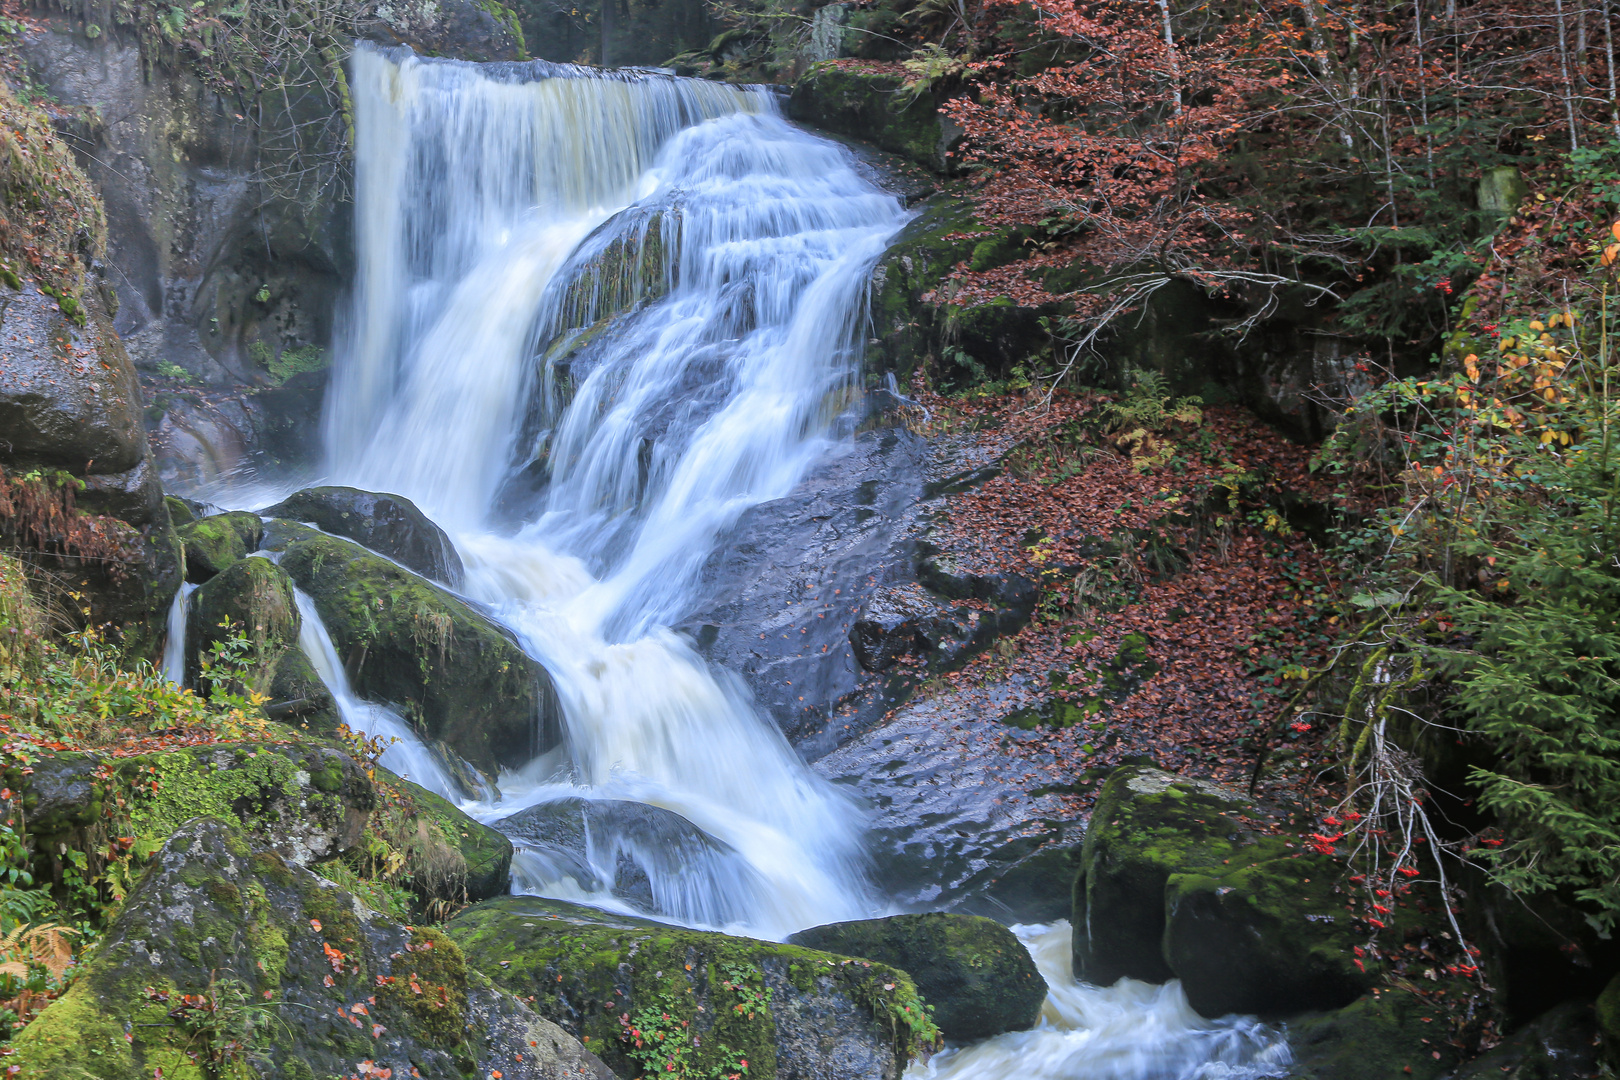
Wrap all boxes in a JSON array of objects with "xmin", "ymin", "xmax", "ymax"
[
  {"xmin": 1612, "ymin": 220, "xmax": 1620, "ymax": 242},
  {"xmin": 1463, "ymin": 353, "xmax": 1480, "ymax": 382},
  {"xmin": 1529, "ymin": 320, "xmax": 1546, "ymax": 332},
  {"xmin": 1604, "ymin": 243, "xmax": 1620, "ymax": 267}
]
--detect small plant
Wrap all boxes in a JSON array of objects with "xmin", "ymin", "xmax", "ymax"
[
  {"xmin": 1103, "ymin": 370, "xmax": 1203, "ymax": 471},
  {"xmin": 156, "ymin": 361, "xmax": 194, "ymax": 382},
  {"xmin": 143, "ymin": 975, "xmax": 277, "ymax": 1080}
]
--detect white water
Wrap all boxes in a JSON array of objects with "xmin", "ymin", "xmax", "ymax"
[
  {"xmin": 323, "ymin": 44, "xmax": 903, "ymax": 937},
  {"xmin": 908, "ymin": 924, "xmax": 1291, "ymax": 1080},
  {"xmin": 292, "ymin": 588, "xmax": 464, "ymax": 803},
  {"xmin": 161, "ymin": 582, "xmax": 197, "ymax": 684}
]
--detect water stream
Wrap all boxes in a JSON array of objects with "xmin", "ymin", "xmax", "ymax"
[{"xmin": 290, "ymin": 40, "xmax": 1293, "ymax": 1077}]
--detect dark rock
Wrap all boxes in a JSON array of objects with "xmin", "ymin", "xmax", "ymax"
[
  {"xmin": 788, "ymin": 913, "xmax": 1046, "ymax": 1042},
  {"xmin": 184, "ymin": 555, "xmax": 339, "ymax": 734},
  {"xmin": 375, "ymin": 766, "xmax": 513, "ymax": 903},
  {"xmin": 11, "ymin": 818, "xmax": 613, "ymax": 1080},
  {"xmin": 1285, "ymin": 987, "xmax": 1462, "ymax": 1080},
  {"xmin": 788, "ymin": 65, "xmax": 961, "ymax": 174},
  {"xmin": 1450, "ymin": 1001, "xmax": 1601, "ymax": 1080},
  {"xmin": 1164, "ymin": 853, "xmax": 1372, "ymax": 1018},
  {"xmin": 163, "ymin": 494, "xmax": 196, "ymax": 525},
  {"xmin": 0, "ymin": 281, "xmax": 146, "ymax": 473},
  {"xmin": 363, "ymin": 0, "xmax": 527, "ymax": 62},
  {"xmin": 1600, "ymin": 974, "xmax": 1620, "ymax": 1069},
  {"xmin": 814, "ymin": 708, "xmax": 1083, "ymax": 922},
  {"xmin": 176, "ymin": 510, "xmax": 265, "ymax": 582},
  {"xmin": 448, "ymin": 894, "xmax": 939, "ymax": 1080},
  {"xmin": 272, "ymin": 525, "xmax": 556, "ymax": 774},
  {"xmin": 1463, "ymin": 870, "xmax": 1620, "ymax": 1023},
  {"xmin": 494, "ymin": 797, "xmax": 746, "ymax": 919},
  {"xmin": 262, "ymin": 485, "xmax": 464, "ymax": 588},
  {"xmin": 1073, "ymin": 764, "xmax": 1257, "ymax": 986}
]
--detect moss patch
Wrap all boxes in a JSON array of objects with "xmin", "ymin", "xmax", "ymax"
[{"xmin": 176, "ymin": 512, "xmax": 264, "ymax": 583}]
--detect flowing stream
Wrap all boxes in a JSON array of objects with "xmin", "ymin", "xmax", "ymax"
[{"xmin": 290, "ymin": 41, "xmax": 1293, "ymax": 1077}]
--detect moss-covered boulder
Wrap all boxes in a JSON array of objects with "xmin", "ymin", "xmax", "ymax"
[
  {"xmin": 370, "ymin": 766, "xmax": 513, "ymax": 904},
  {"xmin": 1450, "ymin": 1001, "xmax": 1601, "ymax": 1079},
  {"xmin": 1073, "ymin": 764, "xmax": 1259, "ymax": 986},
  {"xmin": 1074, "ymin": 763, "xmax": 1378, "ymax": 1019},
  {"xmin": 1164, "ymin": 852, "xmax": 1373, "ymax": 1018},
  {"xmin": 10, "ymin": 741, "xmax": 374, "ymax": 874},
  {"xmin": 1599, "ymin": 973, "xmax": 1620, "ymax": 1069},
  {"xmin": 788, "ymin": 913, "xmax": 1044, "ymax": 1041},
  {"xmin": 176, "ymin": 510, "xmax": 265, "ymax": 583},
  {"xmin": 1285, "ymin": 986, "xmax": 1463, "ymax": 1080},
  {"xmin": 788, "ymin": 62, "xmax": 960, "ymax": 173},
  {"xmin": 184, "ymin": 555, "xmax": 338, "ymax": 733},
  {"xmin": 262, "ymin": 486, "xmax": 464, "ymax": 588},
  {"xmin": 447, "ymin": 895, "xmax": 941, "ymax": 1079},
  {"xmin": 271, "ymin": 525, "xmax": 556, "ymax": 774},
  {"xmin": 10, "ymin": 817, "xmax": 613, "ymax": 1080}
]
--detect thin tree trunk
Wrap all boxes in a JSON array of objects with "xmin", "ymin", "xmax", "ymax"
[
  {"xmin": 1157, "ymin": 0, "xmax": 1184, "ymax": 119},
  {"xmin": 1606, "ymin": 0, "xmax": 1620, "ymax": 140},
  {"xmin": 1554, "ymin": 0, "xmax": 1581, "ymax": 149}
]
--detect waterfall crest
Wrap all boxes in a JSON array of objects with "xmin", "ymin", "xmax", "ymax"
[{"xmin": 325, "ymin": 44, "xmax": 908, "ymax": 936}]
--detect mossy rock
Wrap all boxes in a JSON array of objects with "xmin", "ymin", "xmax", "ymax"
[
  {"xmin": 176, "ymin": 510, "xmax": 264, "ymax": 583},
  {"xmin": 1451, "ymin": 1001, "xmax": 1601, "ymax": 1079},
  {"xmin": 863, "ymin": 192, "xmax": 1051, "ymax": 393},
  {"xmin": 788, "ymin": 912, "xmax": 1044, "ymax": 1041},
  {"xmin": 447, "ymin": 895, "xmax": 940, "ymax": 1079},
  {"xmin": 271, "ymin": 525, "xmax": 557, "ymax": 775},
  {"xmin": 1072, "ymin": 763, "xmax": 1262, "ymax": 986},
  {"xmin": 1286, "ymin": 987, "xmax": 1464, "ymax": 1080},
  {"xmin": 1164, "ymin": 851, "xmax": 1374, "ymax": 1018},
  {"xmin": 261, "ymin": 486, "xmax": 464, "ymax": 588},
  {"xmin": 787, "ymin": 63, "xmax": 959, "ymax": 173},
  {"xmin": 370, "ymin": 766, "xmax": 512, "ymax": 904},
  {"xmin": 10, "ymin": 817, "xmax": 612, "ymax": 1079},
  {"xmin": 183, "ymin": 556, "xmax": 339, "ymax": 734},
  {"xmin": 1598, "ymin": 973, "xmax": 1620, "ymax": 1068},
  {"xmin": 162, "ymin": 494, "xmax": 195, "ymax": 525}
]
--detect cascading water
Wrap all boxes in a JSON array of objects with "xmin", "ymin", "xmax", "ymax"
[
  {"xmin": 325, "ymin": 43, "xmax": 904, "ymax": 937},
  {"xmin": 161, "ymin": 582, "xmax": 197, "ymax": 685},
  {"xmin": 310, "ymin": 42, "xmax": 1292, "ymax": 1077}
]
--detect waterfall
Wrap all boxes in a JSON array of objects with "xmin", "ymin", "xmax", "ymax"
[
  {"xmin": 907, "ymin": 924, "xmax": 1291, "ymax": 1080},
  {"xmin": 324, "ymin": 44, "xmax": 905, "ymax": 937},
  {"xmin": 293, "ymin": 588, "xmax": 465, "ymax": 803},
  {"xmin": 161, "ymin": 582, "xmax": 197, "ymax": 685}
]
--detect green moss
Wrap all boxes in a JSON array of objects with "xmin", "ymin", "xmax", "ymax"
[
  {"xmin": 275, "ymin": 529, "xmax": 545, "ymax": 773},
  {"xmin": 375, "ymin": 927, "xmax": 469, "ymax": 1048},
  {"xmin": 788, "ymin": 64, "xmax": 946, "ymax": 171},
  {"xmin": 176, "ymin": 512, "xmax": 264, "ymax": 583},
  {"xmin": 9, "ymin": 977, "xmax": 140, "ymax": 1078},
  {"xmin": 124, "ymin": 745, "xmax": 303, "ymax": 841},
  {"xmin": 1597, "ymin": 973, "xmax": 1620, "ymax": 1067},
  {"xmin": 447, "ymin": 896, "xmax": 933, "ymax": 1078},
  {"xmin": 164, "ymin": 495, "xmax": 196, "ymax": 526}
]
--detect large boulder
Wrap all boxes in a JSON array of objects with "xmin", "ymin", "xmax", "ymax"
[
  {"xmin": 184, "ymin": 555, "xmax": 338, "ymax": 732},
  {"xmin": 10, "ymin": 817, "xmax": 614, "ymax": 1080},
  {"xmin": 788, "ymin": 913, "xmax": 1045, "ymax": 1042},
  {"xmin": 271, "ymin": 525, "xmax": 556, "ymax": 774},
  {"xmin": 372, "ymin": 766, "xmax": 513, "ymax": 904},
  {"xmin": 175, "ymin": 509, "xmax": 265, "ymax": 582},
  {"xmin": 1074, "ymin": 763, "xmax": 1375, "ymax": 1018},
  {"xmin": 1285, "ymin": 986, "xmax": 1463, "ymax": 1080},
  {"xmin": 0, "ymin": 279, "xmax": 182, "ymax": 659},
  {"xmin": 263, "ymin": 485, "xmax": 465, "ymax": 587},
  {"xmin": 447, "ymin": 895, "xmax": 941, "ymax": 1080}
]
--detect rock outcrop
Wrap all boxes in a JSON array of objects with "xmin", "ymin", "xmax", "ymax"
[
  {"xmin": 448, "ymin": 895, "xmax": 940, "ymax": 1080},
  {"xmin": 373, "ymin": 766, "xmax": 514, "ymax": 904},
  {"xmin": 789, "ymin": 913, "xmax": 1045, "ymax": 1041},
  {"xmin": 1073, "ymin": 762, "xmax": 1375, "ymax": 1018},
  {"xmin": 176, "ymin": 510, "xmax": 265, "ymax": 582},
  {"xmin": 270, "ymin": 524, "xmax": 557, "ymax": 774},
  {"xmin": 11, "ymin": 818, "xmax": 611, "ymax": 1080},
  {"xmin": 263, "ymin": 485, "xmax": 465, "ymax": 587}
]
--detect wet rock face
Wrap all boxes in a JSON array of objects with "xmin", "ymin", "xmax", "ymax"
[
  {"xmin": 262, "ymin": 485, "xmax": 465, "ymax": 588},
  {"xmin": 789, "ymin": 913, "xmax": 1046, "ymax": 1042},
  {"xmin": 11, "ymin": 818, "xmax": 612, "ymax": 1080},
  {"xmin": 448, "ymin": 895, "xmax": 937, "ymax": 1080},
  {"xmin": 787, "ymin": 66, "xmax": 961, "ymax": 174},
  {"xmin": 271, "ymin": 525, "xmax": 556, "ymax": 775},
  {"xmin": 682, "ymin": 425, "xmax": 1033, "ymax": 755},
  {"xmin": 495, "ymin": 797, "xmax": 741, "ymax": 917}
]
